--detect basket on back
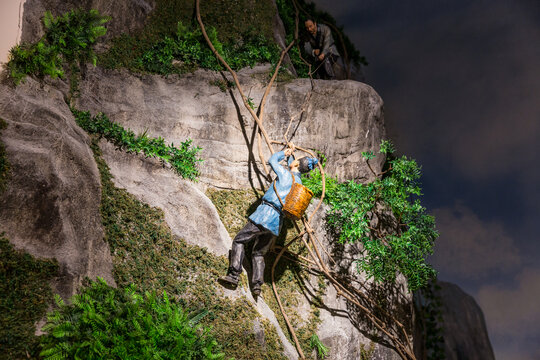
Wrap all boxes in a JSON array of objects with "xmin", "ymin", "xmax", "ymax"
[{"xmin": 282, "ymin": 182, "xmax": 313, "ymax": 220}]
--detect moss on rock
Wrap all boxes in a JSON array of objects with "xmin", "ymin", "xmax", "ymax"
[
  {"xmin": 92, "ymin": 138, "xmax": 286, "ymax": 359},
  {"xmin": 0, "ymin": 118, "xmax": 10, "ymax": 193},
  {"xmin": 207, "ymin": 188, "xmax": 326, "ymax": 356},
  {"xmin": 0, "ymin": 235, "xmax": 59, "ymax": 359},
  {"xmin": 99, "ymin": 0, "xmax": 277, "ymax": 72}
]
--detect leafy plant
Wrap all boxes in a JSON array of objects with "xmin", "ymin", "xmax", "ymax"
[
  {"xmin": 72, "ymin": 108, "xmax": 202, "ymax": 181},
  {"xmin": 6, "ymin": 9, "xmax": 109, "ymax": 84},
  {"xmin": 99, "ymin": 0, "xmax": 279, "ymax": 74},
  {"xmin": 309, "ymin": 334, "xmax": 329, "ymax": 359},
  {"xmin": 303, "ymin": 141, "xmax": 438, "ymax": 292},
  {"xmin": 0, "ymin": 235, "xmax": 58, "ymax": 359},
  {"xmin": 40, "ymin": 278, "xmax": 224, "ymax": 360},
  {"xmin": 135, "ymin": 21, "xmax": 280, "ymax": 75}
]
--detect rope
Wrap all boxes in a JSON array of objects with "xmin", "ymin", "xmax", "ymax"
[{"xmin": 195, "ymin": 1, "xmax": 416, "ymax": 358}]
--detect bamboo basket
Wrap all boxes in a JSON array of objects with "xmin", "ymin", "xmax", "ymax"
[{"xmin": 282, "ymin": 182, "xmax": 314, "ymax": 220}]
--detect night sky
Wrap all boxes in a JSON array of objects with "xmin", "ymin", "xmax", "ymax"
[{"xmin": 311, "ymin": 0, "xmax": 540, "ymax": 359}]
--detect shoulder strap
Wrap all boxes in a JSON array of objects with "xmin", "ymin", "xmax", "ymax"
[{"xmin": 273, "ymin": 170, "xmax": 295, "ymax": 207}]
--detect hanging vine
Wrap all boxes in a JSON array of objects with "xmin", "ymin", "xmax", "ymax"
[{"xmin": 196, "ymin": 1, "xmax": 420, "ymax": 359}]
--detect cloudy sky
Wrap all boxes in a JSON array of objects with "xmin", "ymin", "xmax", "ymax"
[{"xmin": 310, "ymin": 0, "xmax": 539, "ymax": 359}]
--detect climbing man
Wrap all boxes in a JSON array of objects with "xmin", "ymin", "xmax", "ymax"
[
  {"xmin": 304, "ymin": 17, "xmax": 344, "ymax": 80},
  {"xmin": 218, "ymin": 147, "xmax": 318, "ymax": 296}
]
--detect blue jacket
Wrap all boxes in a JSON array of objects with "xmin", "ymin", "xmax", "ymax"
[{"xmin": 249, "ymin": 151, "xmax": 301, "ymax": 236}]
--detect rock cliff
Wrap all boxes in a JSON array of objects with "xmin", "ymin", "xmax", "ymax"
[
  {"xmin": 0, "ymin": 63, "xmax": 390, "ymax": 358},
  {"xmin": 1, "ymin": 1, "xmax": 491, "ymax": 359},
  {"xmin": 438, "ymin": 281, "xmax": 496, "ymax": 360},
  {"xmin": 0, "ymin": 78, "xmax": 115, "ymax": 300}
]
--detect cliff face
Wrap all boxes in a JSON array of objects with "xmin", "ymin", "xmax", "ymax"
[
  {"xmin": 1, "ymin": 1, "xmax": 491, "ymax": 359},
  {"xmin": 0, "ymin": 78, "xmax": 115, "ymax": 300},
  {"xmin": 0, "ymin": 66, "xmax": 390, "ymax": 359},
  {"xmin": 76, "ymin": 65, "xmax": 385, "ymax": 189},
  {"xmin": 438, "ymin": 281, "xmax": 496, "ymax": 360}
]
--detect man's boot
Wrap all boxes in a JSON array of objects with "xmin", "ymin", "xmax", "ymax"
[
  {"xmin": 251, "ymin": 254, "xmax": 265, "ymax": 296},
  {"xmin": 218, "ymin": 242, "xmax": 244, "ymax": 289}
]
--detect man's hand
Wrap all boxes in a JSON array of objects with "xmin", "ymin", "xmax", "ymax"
[
  {"xmin": 314, "ymin": 49, "xmax": 320, "ymax": 56},
  {"xmin": 318, "ymin": 53, "xmax": 325, "ymax": 61},
  {"xmin": 284, "ymin": 148, "xmax": 294, "ymax": 157}
]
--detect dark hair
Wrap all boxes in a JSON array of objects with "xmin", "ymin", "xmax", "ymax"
[
  {"xmin": 298, "ymin": 156, "xmax": 316, "ymax": 174},
  {"xmin": 304, "ymin": 17, "xmax": 316, "ymax": 24}
]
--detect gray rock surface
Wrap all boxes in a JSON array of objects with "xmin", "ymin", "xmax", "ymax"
[
  {"xmin": 438, "ymin": 281, "xmax": 496, "ymax": 360},
  {"xmin": 0, "ymin": 78, "xmax": 115, "ymax": 299},
  {"xmin": 21, "ymin": 0, "xmax": 155, "ymax": 43},
  {"xmin": 98, "ymin": 140, "xmax": 231, "ymax": 257},
  {"xmin": 100, "ymin": 140, "xmax": 300, "ymax": 359},
  {"xmin": 76, "ymin": 65, "xmax": 385, "ymax": 190}
]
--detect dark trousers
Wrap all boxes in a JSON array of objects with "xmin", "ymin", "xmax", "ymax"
[
  {"xmin": 315, "ymin": 54, "xmax": 343, "ymax": 80},
  {"xmin": 228, "ymin": 221, "xmax": 275, "ymax": 287}
]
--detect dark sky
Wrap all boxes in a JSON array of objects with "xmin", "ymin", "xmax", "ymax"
[{"xmin": 310, "ymin": 0, "xmax": 540, "ymax": 359}]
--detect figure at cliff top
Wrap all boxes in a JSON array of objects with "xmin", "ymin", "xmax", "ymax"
[
  {"xmin": 304, "ymin": 18, "xmax": 345, "ymax": 80},
  {"xmin": 219, "ymin": 147, "xmax": 318, "ymax": 297}
]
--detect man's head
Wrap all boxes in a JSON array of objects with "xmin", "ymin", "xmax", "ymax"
[
  {"xmin": 290, "ymin": 156, "xmax": 318, "ymax": 174},
  {"xmin": 305, "ymin": 19, "xmax": 317, "ymax": 36}
]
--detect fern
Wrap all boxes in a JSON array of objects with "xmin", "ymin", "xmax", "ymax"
[{"xmin": 40, "ymin": 278, "xmax": 224, "ymax": 359}]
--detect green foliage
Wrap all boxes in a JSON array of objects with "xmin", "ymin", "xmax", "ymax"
[
  {"xmin": 0, "ymin": 235, "xmax": 59, "ymax": 359},
  {"xmin": 100, "ymin": 0, "xmax": 280, "ymax": 74},
  {"xmin": 301, "ymin": 151, "xmax": 338, "ymax": 198},
  {"xmin": 135, "ymin": 22, "xmax": 280, "ymax": 75},
  {"xmin": 72, "ymin": 108, "xmax": 202, "ymax": 181},
  {"xmin": 309, "ymin": 334, "xmax": 329, "ymax": 359},
  {"xmin": 7, "ymin": 9, "xmax": 109, "ymax": 84},
  {"xmin": 360, "ymin": 342, "xmax": 376, "ymax": 360},
  {"xmin": 7, "ymin": 41, "xmax": 64, "ymax": 84},
  {"xmin": 92, "ymin": 143, "xmax": 286, "ymax": 360},
  {"xmin": 303, "ymin": 142, "xmax": 438, "ymax": 292},
  {"xmin": 40, "ymin": 278, "xmax": 224, "ymax": 360},
  {"xmin": 0, "ymin": 119, "xmax": 10, "ymax": 193}
]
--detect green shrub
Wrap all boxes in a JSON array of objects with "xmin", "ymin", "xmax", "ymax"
[
  {"xmin": 40, "ymin": 278, "xmax": 224, "ymax": 360},
  {"xmin": 72, "ymin": 109, "xmax": 202, "ymax": 181},
  {"xmin": 7, "ymin": 9, "xmax": 109, "ymax": 84},
  {"xmin": 302, "ymin": 141, "xmax": 437, "ymax": 292},
  {"xmin": 0, "ymin": 235, "xmax": 59, "ymax": 359},
  {"xmin": 135, "ymin": 22, "xmax": 280, "ymax": 75},
  {"xmin": 100, "ymin": 0, "xmax": 280, "ymax": 74}
]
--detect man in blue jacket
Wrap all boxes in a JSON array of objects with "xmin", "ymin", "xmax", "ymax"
[{"xmin": 219, "ymin": 148, "xmax": 318, "ymax": 296}]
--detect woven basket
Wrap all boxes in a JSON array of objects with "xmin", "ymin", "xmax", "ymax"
[{"xmin": 282, "ymin": 182, "xmax": 314, "ymax": 220}]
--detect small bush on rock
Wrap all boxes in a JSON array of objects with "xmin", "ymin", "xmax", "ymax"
[
  {"xmin": 7, "ymin": 9, "xmax": 109, "ymax": 84},
  {"xmin": 40, "ymin": 278, "xmax": 224, "ymax": 360},
  {"xmin": 72, "ymin": 109, "xmax": 202, "ymax": 181},
  {"xmin": 302, "ymin": 141, "xmax": 438, "ymax": 292},
  {"xmin": 136, "ymin": 22, "xmax": 280, "ymax": 75}
]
